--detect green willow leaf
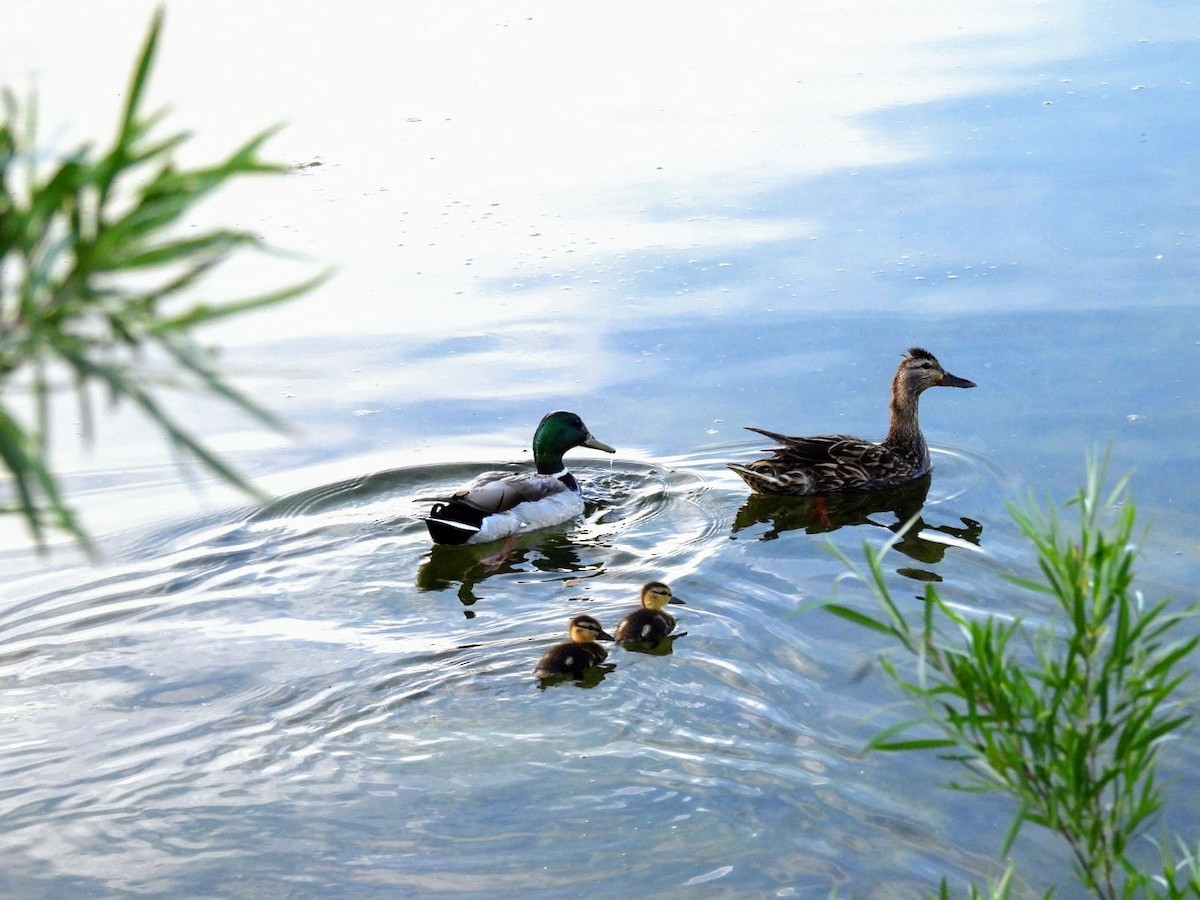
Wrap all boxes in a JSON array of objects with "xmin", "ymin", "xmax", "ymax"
[
  {"xmin": 823, "ymin": 603, "xmax": 894, "ymax": 636},
  {"xmin": 148, "ymin": 269, "xmax": 330, "ymax": 333},
  {"xmin": 113, "ymin": 230, "xmax": 257, "ymax": 270},
  {"xmin": 871, "ymin": 737, "xmax": 958, "ymax": 752}
]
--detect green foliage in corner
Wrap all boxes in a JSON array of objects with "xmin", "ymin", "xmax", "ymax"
[
  {"xmin": 828, "ymin": 460, "xmax": 1200, "ymax": 898},
  {"xmin": 0, "ymin": 9, "xmax": 325, "ymax": 549}
]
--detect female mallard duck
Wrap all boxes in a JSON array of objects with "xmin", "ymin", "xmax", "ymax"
[
  {"xmin": 533, "ymin": 614, "xmax": 614, "ymax": 680},
  {"xmin": 424, "ymin": 410, "xmax": 615, "ymax": 545},
  {"xmin": 729, "ymin": 348, "xmax": 975, "ymax": 495},
  {"xmin": 614, "ymin": 581, "xmax": 685, "ymax": 646}
]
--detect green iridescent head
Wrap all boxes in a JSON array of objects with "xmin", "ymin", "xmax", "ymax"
[{"xmin": 531, "ymin": 410, "xmax": 615, "ymax": 474}]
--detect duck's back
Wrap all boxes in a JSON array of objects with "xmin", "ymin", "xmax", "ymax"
[
  {"xmin": 452, "ymin": 470, "xmax": 575, "ymax": 512},
  {"xmin": 731, "ymin": 429, "xmax": 926, "ymax": 495}
]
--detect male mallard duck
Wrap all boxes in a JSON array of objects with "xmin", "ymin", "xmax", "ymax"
[
  {"xmin": 424, "ymin": 410, "xmax": 615, "ymax": 545},
  {"xmin": 614, "ymin": 581, "xmax": 685, "ymax": 646},
  {"xmin": 533, "ymin": 614, "xmax": 615, "ymax": 680},
  {"xmin": 728, "ymin": 348, "xmax": 975, "ymax": 495}
]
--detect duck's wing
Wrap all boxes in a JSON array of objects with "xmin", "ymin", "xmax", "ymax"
[
  {"xmin": 734, "ymin": 429, "xmax": 911, "ymax": 493},
  {"xmin": 818, "ymin": 439, "xmax": 912, "ymax": 489},
  {"xmin": 744, "ymin": 428, "xmax": 861, "ymax": 466},
  {"xmin": 613, "ymin": 610, "xmax": 643, "ymax": 644},
  {"xmin": 446, "ymin": 471, "xmax": 571, "ymax": 515}
]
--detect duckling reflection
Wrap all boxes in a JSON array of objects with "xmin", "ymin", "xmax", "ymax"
[
  {"xmin": 614, "ymin": 581, "xmax": 686, "ymax": 654},
  {"xmin": 533, "ymin": 614, "xmax": 615, "ymax": 683},
  {"xmin": 731, "ymin": 474, "xmax": 982, "ymax": 576}
]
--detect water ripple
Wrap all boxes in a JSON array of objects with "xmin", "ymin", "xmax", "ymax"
[{"xmin": 0, "ymin": 446, "xmax": 1080, "ymax": 893}]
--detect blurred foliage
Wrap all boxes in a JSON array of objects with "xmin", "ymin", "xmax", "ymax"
[{"xmin": 0, "ymin": 9, "xmax": 325, "ymax": 550}]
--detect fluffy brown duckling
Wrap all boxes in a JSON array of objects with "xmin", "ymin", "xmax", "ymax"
[
  {"xmin": 533, "ymin": 614, "xmax": 614, "ymax": 680},
  {"xmin": 614, "ymin": 581, "xmax": 685, "ymax": 647}
]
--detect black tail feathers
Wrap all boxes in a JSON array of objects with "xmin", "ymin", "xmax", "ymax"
[{"xmin": 424, "ymin": 501, "xmax": 485, "ymax": 545}]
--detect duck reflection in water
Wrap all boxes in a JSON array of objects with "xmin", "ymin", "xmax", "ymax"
[
  {"xmin": 731, "ymin": 474, "xmax": 983, "ymax": 580},
  {"xmin": 614, "ymin": 581, "xmax": 688, "ymax": 655},
  {"xmin": 533, "ymin": 614, "xmax": 615, "ymax": 686},
  {"xmin": 416, "ymin": 531, "xmax": 594, "ymax": 614}
]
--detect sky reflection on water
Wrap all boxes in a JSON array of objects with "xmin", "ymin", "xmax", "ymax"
[{"xmin": 2, "ymin": 1, "xmax": 1200, "ymax": 896}]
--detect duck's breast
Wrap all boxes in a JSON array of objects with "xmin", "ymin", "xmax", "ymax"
[{"xmin": 471, "ymin": 485, "xmax": 585, "ymax": 543}]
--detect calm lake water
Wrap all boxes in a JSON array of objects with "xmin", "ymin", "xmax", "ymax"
[{"xmin": 3, "ymin": 2, "xmax": 1199, "ymax": 896}]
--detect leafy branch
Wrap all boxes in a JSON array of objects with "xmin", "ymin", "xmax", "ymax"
[
  {"xmin": 828, "ymin": 458, "xmax": 1200, "ymax": 898},
  {"xmin": 0, "ymin": 8, "xmax": 327, "ymax": 550}
]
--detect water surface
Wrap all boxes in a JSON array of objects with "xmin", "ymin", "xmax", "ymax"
[{"xmin": 2, "ymin": 2, "xmax": 1199, "ymax": 896}]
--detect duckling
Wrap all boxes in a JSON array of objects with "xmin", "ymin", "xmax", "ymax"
[
  {"xmin": 425, "ymin": 410, "xmax": 615, "ymax": 545},
  {"xmin": 533, "ymin": 614, "xmax": 615, "ymax": 680},
  {"xmin": 614, "ymin": 581, "xmax": 685, "ymax": 646},
  {"xmin": 729, "ymin": 348, "xmax": 975, "ymax": 495}
]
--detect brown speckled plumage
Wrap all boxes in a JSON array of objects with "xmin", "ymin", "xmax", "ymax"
[{"xmin": 729, "ymin": 348, "xmax": 975, "ymax": 495}]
